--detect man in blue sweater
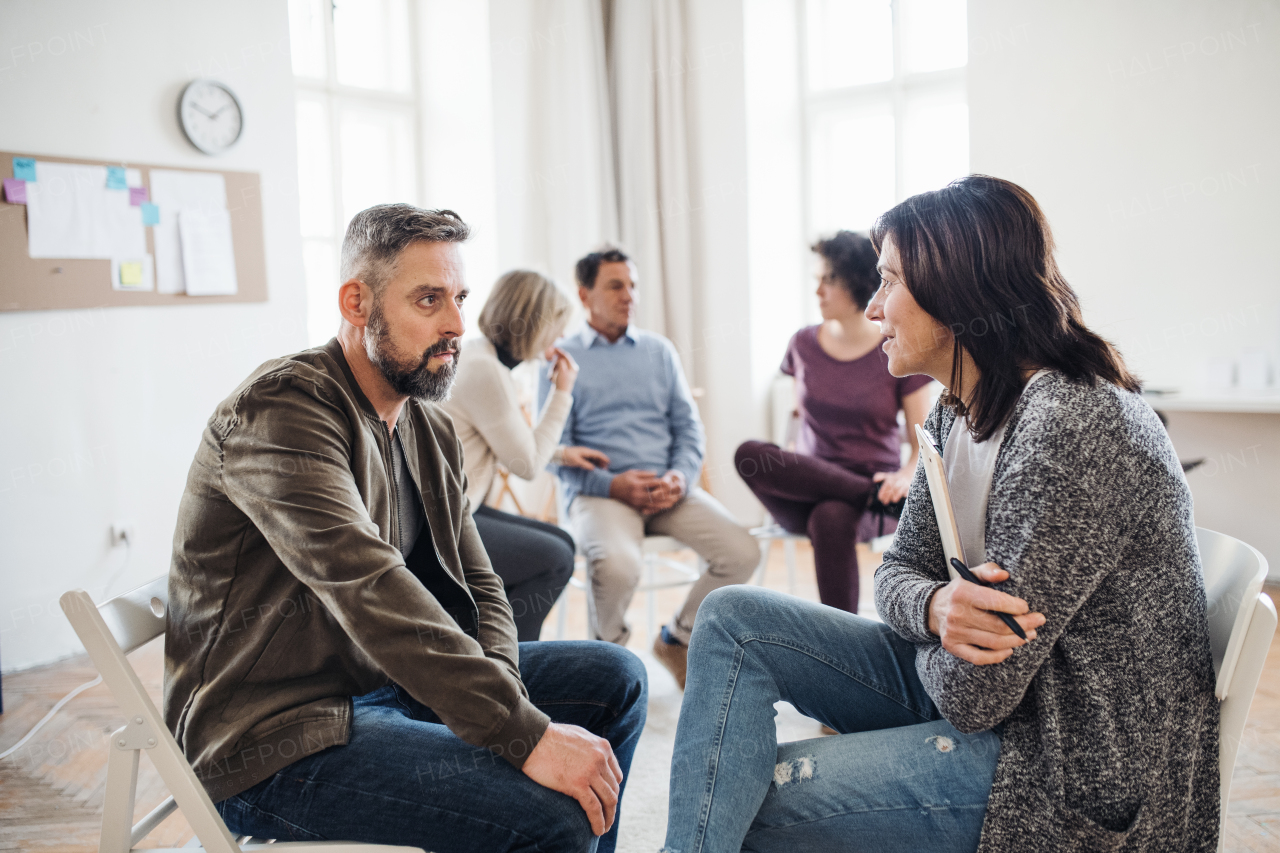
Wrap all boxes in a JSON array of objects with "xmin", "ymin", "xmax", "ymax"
[{"xmin": 540, "ymin": 248, "xmax": 758, "ymax": 687}]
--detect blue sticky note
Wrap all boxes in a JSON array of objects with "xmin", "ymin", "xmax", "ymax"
[
  {"xmin": 140, "ymin": 202, "xmax": 160, "ymax": 226},
  {"xmin": 106, "ymin": 166, "xmax": 127, "ymax": 190},
  {"xmin": 13, "ymin": 157, "xmax": 36, "ymax": 182}
]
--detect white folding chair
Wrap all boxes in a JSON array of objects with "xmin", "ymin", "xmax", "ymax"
[
  {"xmin": 60, "ymin": 578, "xmax": 422, "ymax": 853},
  {"xmin": 747, "ymin": 519, "xmax": 801, "ymax": 594},
  {"xmin": 1196, "ymin": 527, "xmax": 1278, "ymax": 853},
  {"xmin": 554, "ymin": 535, "xmax": 702, "ymax": 642},
  {"xmin": 748, "ymin": 514, "xmax": 894, "ymax": 593}
]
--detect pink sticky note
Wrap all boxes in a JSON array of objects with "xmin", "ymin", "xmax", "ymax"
[
  {"xmin": 129, "ymin": 186, "xmax": 149, "ymax": 206},
  {"xmin": 3, "ymin": 178, "xmax": 26, "ymax": 204}
]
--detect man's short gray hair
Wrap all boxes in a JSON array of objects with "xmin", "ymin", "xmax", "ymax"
[{"xmin": 339, "ymin": 204, "xmax": 471, "ymax": 296}]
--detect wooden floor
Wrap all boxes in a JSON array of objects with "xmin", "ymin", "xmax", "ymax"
[{"xmin": 2, "ymin": 543, "xmax": 1279, "ymax": 851}]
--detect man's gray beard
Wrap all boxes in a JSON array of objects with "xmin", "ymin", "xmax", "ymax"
[{"xmin": 365, "ymin": 303, "xmax": 458, "ymax": 402}]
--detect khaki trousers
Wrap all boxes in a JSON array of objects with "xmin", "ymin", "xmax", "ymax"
[{"xmin": 569, "ymin": 488, "xmax": 760, "ymax": 645}]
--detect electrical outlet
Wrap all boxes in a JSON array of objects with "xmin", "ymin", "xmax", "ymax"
[{"xmin": 110, "ymin": 522, "xmax": 136, "ymax": 547}]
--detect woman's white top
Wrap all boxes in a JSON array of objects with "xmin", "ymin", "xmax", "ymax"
[
  {"xmin": 942, "ymin": 369, "xmax": 1050, "ymax": 565},
  {"xmin": 438, "ymin": 337, "xmax": 572, "ymax": 512}
]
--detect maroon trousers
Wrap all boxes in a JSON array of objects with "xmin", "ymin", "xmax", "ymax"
[{"xmin": 734, "ymin": 440, "xmax": 876, "ymax": 614}]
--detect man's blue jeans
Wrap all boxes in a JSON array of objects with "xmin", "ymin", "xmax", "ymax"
[
  {"xmin": 216, "ymin": 641, "xmax": 647, "ymax": 853},
  {"xmin": 663, "ymin": 586, "xmax": 1001, "ymax": 853}
]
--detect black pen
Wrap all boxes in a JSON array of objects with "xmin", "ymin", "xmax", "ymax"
[{"xmin": 950, "ymin": 558, "xmax": 1028, "ymax": 641}]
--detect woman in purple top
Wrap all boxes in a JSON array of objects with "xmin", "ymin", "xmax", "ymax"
[{"xmin": 736, "ymin": 231, "xmax": 933, "ymax": 613}]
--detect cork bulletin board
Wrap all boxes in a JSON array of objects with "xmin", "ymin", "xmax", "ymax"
[{"xmin": 0, "ymin": 150, "xmax": 267, "ymax": 312}]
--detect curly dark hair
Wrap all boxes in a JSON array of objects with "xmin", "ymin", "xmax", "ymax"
[
  {"xmin": 575, "ymin": 246, "xmax": 631, "ymax": 289},
  {"xmin": 811, "ymin": 230, "xmax": 880, "ymax": 310}
]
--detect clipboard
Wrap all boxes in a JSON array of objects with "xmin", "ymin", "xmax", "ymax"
[{"xmin": 914, "ymin": 423, "xmax": 965, "ymax": 581}]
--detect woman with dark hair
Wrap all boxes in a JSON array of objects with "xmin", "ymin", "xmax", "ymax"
[
  {"xmin": 662, "ymin": 176, "xmax": 1218, "ymax": 852},
  {"xmin": 735, "ymin": 231, "xmax": 934, "ymax": 614}
]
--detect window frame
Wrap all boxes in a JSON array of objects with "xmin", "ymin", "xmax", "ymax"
[
  {"xmin": 290, "ymin": 0, "xmax": 425, "ymax": 343},
  {"xmin": 797, "ymin": 0, "xmax": 968, "ymax": 319}
]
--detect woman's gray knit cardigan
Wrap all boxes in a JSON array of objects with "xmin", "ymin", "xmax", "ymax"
[{"xmin": 876, "ymin": 372, "xmax": 1219, "ymax": 852}]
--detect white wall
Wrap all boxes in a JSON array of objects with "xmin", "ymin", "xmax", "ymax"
[
  {"xmin": 0, "ymin": 0, "xmax": 306, "ymax": 671},
  {"xmin": 968, "ymin": 0, "xmax": 1280, "ymax": 574}
]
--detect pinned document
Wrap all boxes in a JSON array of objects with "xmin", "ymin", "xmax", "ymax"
[
  {"xmin": 25, "ymin": 161, "xmax": 146, "ymax": 259},
  {"xmin": 149, "ymin": 169, "xmax": 228, "ymax": 294},
  {"xmin": 106, "ymin": 167, "xmax": 127, "ymax": 190},
  {"xmin": 111, "ymin": 254, "xmax": 155, "ymax": 291},
  {"xmin": 178, "ymin": 208, "xmax": 237, "ymax": 296},
  {"xmin": 3, "ymin": 178, "xmax": 25, "ymax": 204},
  {"xmin": 129, "ymin": 186, "xmax": 148, "ymax": 206},
  {"xmin": 140, "ymin": 202, "xmax": 159, "ymax": 225},
  {"xmin": 13, "ymin": 157, "xmax": 36, "ymax": 181}
]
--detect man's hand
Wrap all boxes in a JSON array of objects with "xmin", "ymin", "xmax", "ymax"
[
  {"xmin": 522, "ymin": 722, "xmax": 623, "ymax": 836},
  {"xmin": 641, "ymin": 470, "xmax": 686, "ymax": 515},
  {"xmin": 927, "ymin": 563, "xmax": 1045, "ymax": 665},
  {"xmin": 609, "ymin": 469, "xmax": 661, "ymax": 510},
  {"xmin": 562, "ymin": 446, "xmax": 611, "ymax": 470}
]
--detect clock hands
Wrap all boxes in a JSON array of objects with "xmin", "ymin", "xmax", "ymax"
[{"xmin": 190, "ymin": 98, "xmax": 238, "ymax": 121}]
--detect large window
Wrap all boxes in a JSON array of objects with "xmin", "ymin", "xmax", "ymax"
[
  {"xmin": 803, "ymin": 0, "xmax": 968, "ymax": 242},
  {"xmin": 288, "ymin": 0, "xmax": 422, "ymax": 345}
]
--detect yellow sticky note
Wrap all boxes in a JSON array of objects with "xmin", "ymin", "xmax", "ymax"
[{"xmin": 119, "ymin": 261, "xmax": 144, "ymax": 286}]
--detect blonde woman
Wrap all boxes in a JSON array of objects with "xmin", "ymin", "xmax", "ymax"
[{"xmin": 442, "ymin": 270, "xmax": 609, "ymax": 640}]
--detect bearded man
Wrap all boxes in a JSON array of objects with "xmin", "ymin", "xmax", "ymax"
[{"xmin": 164, "ymin": 205, "xmax": 646, "ymax": 853}]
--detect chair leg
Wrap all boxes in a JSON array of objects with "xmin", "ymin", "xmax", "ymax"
[
  {"xmin": 752, "ymin": 539, "xmax": 770, "ymax": 587},
  {"xmin": 555, "ymin": 585, "xmax": 568, "ymax": 641},
  {"xmin": 784, "ymin": 539, "xmax": 798, "ymax": 595},
  {"xmin": 646, "ymin": 557, "xmax": 656, "ymax": 645},
  {"xmin": 99, "ymin": 744, "xmax": 140, "ymax": 853}
]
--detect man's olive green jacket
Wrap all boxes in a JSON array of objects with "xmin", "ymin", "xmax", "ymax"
[{"xmin": 164, "ymin": 339, "xmax": 550, "ymax": 803}]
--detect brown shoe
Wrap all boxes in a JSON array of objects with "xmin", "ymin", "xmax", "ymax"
[{"xmin": 652, "ymin": 630, "xmax": 689, "ymax": 690}]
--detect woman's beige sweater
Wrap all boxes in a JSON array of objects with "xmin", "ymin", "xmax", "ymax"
[{"xmin": 439, "ymin": 337, "xmax": 572, "ymax": 511}]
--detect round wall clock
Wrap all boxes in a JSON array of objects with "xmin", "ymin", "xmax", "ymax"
[{"xmin": 178, "ymin": 79, "xmax": 244, "ymax": 155}]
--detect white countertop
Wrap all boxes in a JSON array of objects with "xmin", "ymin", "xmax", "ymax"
[{"xmin": 1143, "ymin": 390, "xmax": 1280, "ymax": 414}]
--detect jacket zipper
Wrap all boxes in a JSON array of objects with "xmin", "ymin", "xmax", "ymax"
[
  {"xmin": 401, "ymin": 420, "xmax": 477, "ymax": 611},
  {"xmin": 385, "ymin": 416, "xmax": 476, "ymax": 613},
  {"xmin": 380, "ymin": 421, "xmax": 401, "ymax": 553}
]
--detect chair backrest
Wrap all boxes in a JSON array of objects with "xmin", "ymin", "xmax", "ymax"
[
  {"xmin": 1195, "ymin": 528, "xmax": 1277, "ymax": 853},
  {"xmin": 97, "ymin": 575, "xmax": 169, "ymax": 655},
  {"xmin": 1196, "ymin": 527, "xmax": 1269, "ymax": 699},
  {"xmin": 1217, "ymin": 592, "xmax": 1276, "ymax": 851},
  {"xmin": 61, "ymin": 578, "xmax": 242, "ymax": 853}
]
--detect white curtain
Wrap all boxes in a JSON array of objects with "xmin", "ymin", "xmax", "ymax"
[
  {"xmin": 489, "ymin": 0, "xmax": 618, "ymax": 292},
  {"xmin": 489, "ymin": 0, "xmax": 701, "ymax": 379},
  {"xmin": 607, "ymin": 0, "xmax": 698, "ymax": 373}
]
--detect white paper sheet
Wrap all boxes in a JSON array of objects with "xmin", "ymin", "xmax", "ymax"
[
  {"xmin": 178, "ymin": 209, "xmax": 237, "ymax": 296},
  {"xmin": 25, "ymin": 162, "xmax": 146, "ymax": 259},
  {"xmin": 111, "ymin": 254, "xmax": 155, "ymax": 292},
  {"xmin": 149, "ymin": 169, "xmax": 228, "ymax": 294}
]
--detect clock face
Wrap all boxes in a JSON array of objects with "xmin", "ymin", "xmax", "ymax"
[{"xmin": 179, "ymin": 79, "xmax": 244, "ymax": 155}]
